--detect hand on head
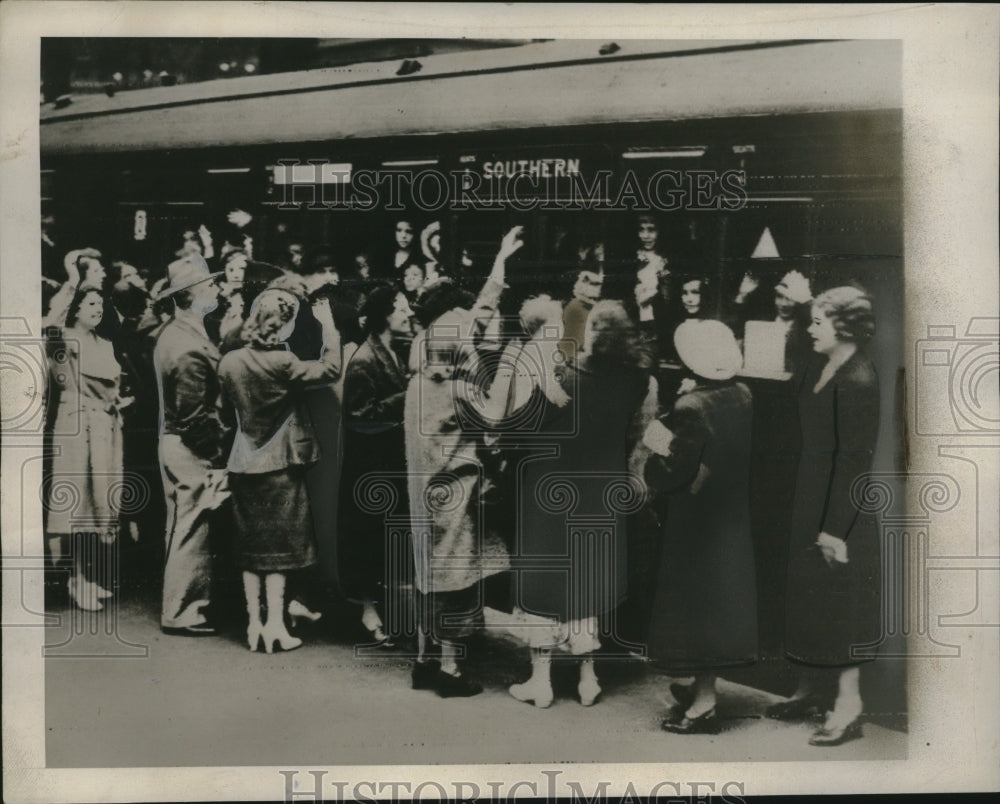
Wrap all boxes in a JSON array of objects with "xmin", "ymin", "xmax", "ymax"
[{"xmin": 63, "ymin": 247, "xmax": 101, "ymax": 285}]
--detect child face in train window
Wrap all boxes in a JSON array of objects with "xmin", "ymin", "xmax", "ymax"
[
  {"xmin": 638, "ymin": 221, "xmax": 659, "ymax": 251},
  {"xmin": 774, "ymin": 286, "xmax": 798, "ymax": 321},
  {"xmin": 402, "ymin": 264, "xmax": 425, "ymax": 293},
  {"xmin": 225, "ymin": 253, "xmax": 247, "ymax": 286},
  {"xmin": 355, "ymin": 254, "xmax": 372, "ymax": 279},
  {"xmin": 681, "ymin": 279, "xmax": 702, "ymax": 315},
  {"xmin": 395, "ymin": 221, "xmax": 415, "ymax": 250}
]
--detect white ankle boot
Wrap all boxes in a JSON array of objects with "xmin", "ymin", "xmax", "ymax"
[{"xmin": 509, "ymin": 650, "xmax": 553, "ymax": 708}]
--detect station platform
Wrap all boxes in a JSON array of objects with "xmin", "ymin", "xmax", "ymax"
[{"xmin": 42, "ymin": 586, "xmax": 906, "ymax": 768}]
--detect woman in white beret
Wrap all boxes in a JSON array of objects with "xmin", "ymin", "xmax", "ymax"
[{"xmin": 642, "ymin": 319, "xmax": 757, "ymax": 734}]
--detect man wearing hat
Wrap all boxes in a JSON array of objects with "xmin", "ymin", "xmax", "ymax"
[{"xmin": 153, "ymin": 254, "xmax": 230, "ymax": 635}]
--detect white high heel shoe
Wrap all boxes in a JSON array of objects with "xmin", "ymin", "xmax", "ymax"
[
  {"xmin": 287, "ymin": 599, "xmax": 322, "ymax": 627},
  {"xmin": 68, "ymin": 577, "xmax": 102, "ymax": 612},
  {"xmin": 260, "ymin": 622, "xmax": 302, "ymax": 654},
  {"xmin": 91, "ymin": 581, "xmax": 114, "ymax": 600},
  {"xmin": 508, "ymin": 679, "xmax": 554, "ymax": 709},
  {"xmin": 360, "ymin": 605, "xmax": 394, "ymax": 647}
]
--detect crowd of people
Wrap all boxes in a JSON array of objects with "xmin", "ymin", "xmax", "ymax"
[{"xmin": 41, "ymin": 209, "xmax": 882, "ymax": 747}]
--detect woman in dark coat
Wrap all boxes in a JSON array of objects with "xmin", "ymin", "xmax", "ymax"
[
  {"xmin": 768, "ymin": 286, "xmax": 880, "ymax": 747},
  {"xmin": 643, "ymin": 319, "xmax": 757, "ymax": 734},
  {"xmin": 218, "ymin": 289, "xmax": 341, "ymax": 653},
  {"xmin": 337, "ymin": 285, "xmax": 414, "ymax": 644},
  {"xmin": 506, "ymin": 299, "xmax": 651, "ymax": 708}
]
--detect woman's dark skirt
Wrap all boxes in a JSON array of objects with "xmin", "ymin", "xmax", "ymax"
[
  {"xmin": 785, "ymin": 520, "xmax": 882, "ymax": 667},
  {"xmin": 336, "ymin": 426, "xmax": 411, "ymax": 603},
  {"xmin": 231, "ymin": 467, "xmax": 317, "ymax": 572}
]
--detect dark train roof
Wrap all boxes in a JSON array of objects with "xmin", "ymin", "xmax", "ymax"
[{"xmin": 40, "ymin": 39, "xmax": 901, "ymax": 155}]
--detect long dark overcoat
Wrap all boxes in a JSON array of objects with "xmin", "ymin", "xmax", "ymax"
[
  {"xmin": 785, "ymin": 351, "xmax": 881, "ymax": 666},
  {"xmin": 644, "ymin": 380, "xmax": 758, "ymax": 671},
  {"xmin": 515, "ymin": 362, "xmax": 649, "ymax": 624},
  {"xmin": 337, "ymin": 334, "xmax": 410, "ymax": 602}
]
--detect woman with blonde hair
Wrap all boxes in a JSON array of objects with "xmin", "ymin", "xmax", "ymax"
[
  {"xmin": 768, "ymin": 285, "xmax": 880, "ymax": 746},
  {"xmin": 218, "ymin": 288, "xmax": 341, "ymax": 653}
]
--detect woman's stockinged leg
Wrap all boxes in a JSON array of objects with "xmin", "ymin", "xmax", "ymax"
[
  {"xmin": 67, "ymin": 532, "xmax": 102, "ymax": 611},
  {"xmin": 286, "ymin": 568, "xmax": 323, "ymax": 626},
  {"xmin": 807, "ymin": 666, "xmax": 865, "ymax": 746},
  {"xmin": 48, "ymin": 534, "xmax": 65, "ymax": 566},
  {"xmin": 360, "ymin": 600, "xmax": 392, "ymax": 645},
  {"xmin": 439, "ymin": 641, "xmax": 461, "ymax": 677},
  {"xmin": 827, "ymin": 666, "xmax": 863, "ymax": 727},
  {"xmin": 686, "ymin": 673, "xmax": 718, "ymax": 719},
  {"xmin": 361, "ymin": 601, "xmax": 382, "ymax": 632},
  {"xmin": 244, "ymin": 571, "xmax": 263, "ymax": 651},
  {"xmin": 433, "ymin": 639, "xmax": 483, "ymax": 697},
  {"xmin": 262, "ymin": 572, "xmax": 302, "ymax": 653},
  {"xmin": 578, "ymin": 655, "xmax": 601, "ymax": 706}
]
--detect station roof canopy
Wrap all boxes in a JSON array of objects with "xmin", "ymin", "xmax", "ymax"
[{"xmin": 40, "ymin": 39, "xmax": 902, "ymax": 155}]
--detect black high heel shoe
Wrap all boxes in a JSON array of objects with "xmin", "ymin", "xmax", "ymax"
[
  {"xmin": 367, "ymin": 625, "xmax": 395, "ymax": 648},
  {"xmin": 765, "ymin": 694, "xmax": 826, "ymax": 720},
  {"xmin": 411, "ymin": 659, "xmax": 442, "ymax": 690},
  {"xmin": 809, "ymin": 718, "xmax": 863, "ymax": 746},
  {"xmin": 661, "ymin": 707, "xmax": 720, "ymax": 735},
  {"xmin": 434, "ymin": 670, "xmax": 483, "ymax": 698}
]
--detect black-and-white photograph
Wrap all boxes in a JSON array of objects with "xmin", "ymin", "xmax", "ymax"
[
  {"xmin": 3, "ymin": 4, "xmax": 999, "ymax": 802},
  {"xmin": 35, "ymin": 34, "xmax": 907, "ymax": 765}
]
